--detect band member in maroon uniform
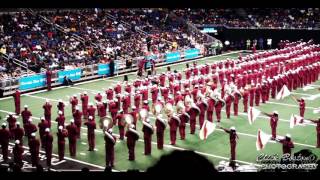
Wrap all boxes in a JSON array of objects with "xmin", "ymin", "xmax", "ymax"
[
  {"xmin": 66, "ymin": 119, "xmax": 78, "ymax": 157},
  {"xmin": 121, "ymin": 93, "xmax": 130, "ymax": 113},
  {"xmin": 134, "ymin": 92, "xmax": 141, "ymax": 109},
  {"xmin": 73, "ymin": 106, "xmax": 82, "ymax": 139},
  {"xmin": 197, "ymin": 98, "xmax": 207, "ymax": 128},
  {"xmin": 95, "ymin": 92, "xmax": 103, "ymax": 102},
  {"xmin": 13, "ymin": 140, "xmax": 24, "ymax": 168},
  {"xmin": 13, "ymin": 90, "xmax": 21, "ymax": 115},
  {"xmin": 142, "ymin": 118, "xmax": 154, "ymax": 155},
  {"xmin": 56, "ymin": 111, "xmax": 65, "ymax": 128},
  {"xmin": 97, "ymin": 101, "xmax": 107, "ymax": 129},
  {"xmin": 57, "ymin": 126, "xmax": 68, "ymax": 161},
  {"xmin": 114, "ymin": 82, "xmax": 122, "ymax": 95},
  {"xmin": 106, "ymin": 88, "xmax": 114, "ymax": 100},
  {"xmin": 21, "ymin": 105, "xmax": 32, "ymax": 125},
  {"xmin": 155, "ymin": 114, "xmax": 166, "ymax": 149},
  {"xmin": 87, "ymin": 103, "xmax": 96, "ymax": 118},
  {"xmin": 43, "ymin": 128, "xmax": 53, "ymax": 167},
  {"xmin": 207, "ymin": 95, "xmax": 215, "ymax": 122},
  {"xmin": 105, "ymin": 129, "xmax": 117, "ymax": 167},
  {"xmin": 0, "ymin": 123, "xmax": 10, "ymax": 162},
  {"xmin": 13, "ymin": 122, "xmax": 24, "ymax": 145},
  {"xmin": 130, "ymin": 106, "xmax": 139, "ymax": 126},
  {"xmin": 215, "ymin": 96, "xmax": 225, "ymax": 123},
  {"xmin": 6, "ymin": 113, "xmax": 16, "ymax": 139},
  {"xmin": 43, "ymin": 99, "xmax": 52, "ymax": 127},
  {"xmin": 249, "ymin": 84, "xmax": 255, "ymax": 107},
  {"xmin": 233, "ymin": 90, "xmax": 241, "ymax": 116},
  {"xmin": 109, "ymin": 100, "xmax": 118, "ymax": 124},
  {"xmin": 219, "ymin": 126, "xmax": 239, "ymax": 161},
  {"xmin": 262, "ymin": 111, "xmax": 279, "ymax": 140},
  {"xmin": 168, "ymin": 114, "xmax": 180, "ymax": 145},
  {"xmin": 38, "ymin": 117, "xmax": 49, "ymax": 148},
  {"xmin": 115, "ymin": 110, "xmax": 125, "ymax": 140},
  {"xmin": 46, "ymin": 69, "xmax": 52, "ymax": 91},
  {"xmin": 276, "ymin": 134, "xmax": 294, "ymax": 155},
  {"xmin": 81, "ymin": 92, "xmax": 89, "ymax": 119},
  {"xmin": 69, "ymin": 94, "xmax": 78, "ymax": 113},
  {"xmin": 84, "ymin": 116, "xmax": 96, "ymax": 151},
  {"xmin": 241, "ymin": 87, "xmax": 249, "ymax": 112},
  {"xmin": 125, "ymin": 124, "xmax": 139, "ymax": 161},
  {"xmin": 307, "ymin": 118, "xmax": 320, "ymax": 148},
  {"xmin": 178, "ymin": 111, "xmax": 189, "ymax": 140},
  {"xmin": 57, "ymin": 99, "xmax": 65, "ymax": 116},
  {"xmin": 28, "ymin": 133, "xmax": 40, "ymax": 167},
  {"xmin": 292, "ymin": 96, "xmax": 306, "ymax": 118},
  {"xmin": 224, "ymin": 92, "xmax": 233, "ymax": 119},
  {"xmin": 188, "ymin": 103, "xmax": 200, "ymax": 134},
  {"xmin": 24, "ymin": 118, "xmax": 38, "ymax": 139},
  {"xmin": 255, "ymin": 84, "xmax": 262, "ymax": 106}
]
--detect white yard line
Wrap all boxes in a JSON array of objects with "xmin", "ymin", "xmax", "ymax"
[
  {"xmin": 266, "ymin": 101, "xmax": 317, "ymax": 110},
  {"xmin": 69, "ymin": 86, "xmax": 103, "ymax": 94},
  {"xmin": 291, "ymin": 92, "xmax": 312, "ymax": 96},
  {"xmin": 310, "ymin": 84, "xmax": 320, "ymax": 88}
]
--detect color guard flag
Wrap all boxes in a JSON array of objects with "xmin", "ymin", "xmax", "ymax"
[
  {"xmin": 248, "ymin": 107, "xmax": 261, "ymax": 125},
  {"xmin": 289, "ymin": 114, "xmax": 304, "ymax": 128},
  {"xmin": 199, "ymin": 120, "xmax": 216, "ymax": 140},
  {"xmin": 256, "ymin": 129, "xmax": 272, "ymax": 151},
  {"xmin": 276, "ymin": 85, "xmax": 291, "ymax": 100}
]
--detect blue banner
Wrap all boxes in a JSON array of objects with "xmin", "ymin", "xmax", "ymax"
[
  {"xmin": 146, "ymin": 55, "xmax": 157, "ymax": 68},
  {"xmin": 58, "ymin": 68, "xmax": 82, "ymax": 83},
  {"xmin": 98, "ymin": 64, "xmax": 110, "ymax": 75},
  {"xmin": 19, "ymin": 74, "xmax": 46, "ymax": 90},
  {"xmin": 184, "ymin": 48, "xmax": 200, "ymax": 59},
  {"xmin": 165, "ymin": 52, "xmax": 180, "ymax": 63}
]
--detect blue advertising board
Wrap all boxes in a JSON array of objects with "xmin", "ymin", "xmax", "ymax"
[
  {"xmin": 19, "ymin": 74, "xmax": 46, "ymax": 90},
  {"xmin": 165, "ymin": 52, "xmax": 180, "ymax": 63},
  {"xmin": 184, "ymin": 48, "xmax": 200, "ymax": 59},
  {"xmin": 97, "ymin": 63, "xmax": 118, "ymax": 76},
  {"xmin": 98, "ymin": 64, "xmax": 110, "ymax": 75},
  {"xmin": 58, "ymin": 68, "xmax": 82, "ymax": 83},
  {"xmin": 146, "ymin": 55, "xmax": 157, "ymax": 68}
]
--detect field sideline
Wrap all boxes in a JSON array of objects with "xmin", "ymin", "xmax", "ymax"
[{"xmin": 0, "ymin": 51, "xmax": 319, "ymax": 171}]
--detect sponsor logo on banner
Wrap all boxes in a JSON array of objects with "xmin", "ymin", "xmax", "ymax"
[
  {"xmin": 58, "ymin": 68, "xmax": 82, "ymax": 83},
  {"xmin": 19, "ymin": 74, "xmax": 46, "ymax": 90}
]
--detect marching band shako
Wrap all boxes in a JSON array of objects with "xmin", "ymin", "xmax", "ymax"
[
  {"xmin": 105, "ymin": 131, "xmax": 116, "ymax": 144},
  {"xmin": 128, "ymin": 128, "xmax": 140, "ymax": 139}
]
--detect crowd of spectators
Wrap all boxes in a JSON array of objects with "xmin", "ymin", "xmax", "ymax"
[
  {"xmin": 174, "ymin": 9, "xmax": 253, "ymax": 28},
  {"xmin": 174, "ymin": 8, "xmax": 320, "ymax": 29},
  {"xmin": 0, "ymin": 8, "xmax": 319, "ymax": 81},
  {"xmin": 0, "ymin": 9, "xmax": 208, "ymax": 80}
]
